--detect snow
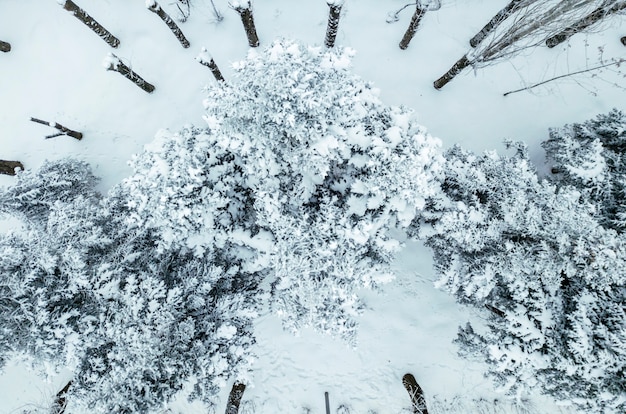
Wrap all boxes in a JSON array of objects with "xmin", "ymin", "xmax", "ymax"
[{"xmin": 0, "ymin": 0, "xmax": 623, "ymax": 413}]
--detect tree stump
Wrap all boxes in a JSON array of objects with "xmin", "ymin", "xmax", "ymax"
[
  {"xmin": 196, "ymin": 47, "xmax": 225, "ymax": 82},
  {"xmin": 146, "ymin": 0, "xmax": 190, "ymax": 48},
  {"xmin": 59, "ymin": 0, "xmax": 120, "ymax": 48},
  {"xmin": 324, "ymin": 0, "xmax": 344, "ymax": 48},
  {"xmin": 225, "ymin": 382, "xmax": 246, "ymax": 414},
  {"xmin": 51, "ymin": 381, "xmax": 72, "ymax": 414},
  {"xmin": 0, "ymin": 40, "xmax": 10, "ymax": 52},
  {"xmin": 103, "ymin": 53, "xmax": 155, "ymax": 93},
  {"xmin": 0, "ymin": 160, "xmax": 24, "ymax": 176},
  {"xmin": 231, "ymin": 1, "xmax": 259, "ymax": 47},
  {"xmin": 402, "ymin": 373, "xmax": 429, "ymax": 414},
  {"xmin": 399, "ymin": 4, "xmax": 426, "ymax": 50}
]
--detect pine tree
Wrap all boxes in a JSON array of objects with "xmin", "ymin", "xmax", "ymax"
[
  {"xmin": 424, "ymin": 142, "xmax": 626, "ymax": 412},
  {"xmin": 0, "ymin": 159, "xmax": 258, "ymax": 413},
  {"xmin": 543, "ymin": 108, "xmax": 626, "ymax": 231}
]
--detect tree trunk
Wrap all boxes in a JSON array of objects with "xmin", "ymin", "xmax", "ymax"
[
  {"xmin": 621, "ymin": 36, "xmax": 626, "ymax": 46},
  {"xmin": 146, "ymin": 0, "xmax": 190, "ymax": 48},
  {"xmin": 0, "ymin": 160, "xmax": 24, "ymax": 176},
  {"xmin": 402, "ymin": 373, "xmax": 429, "ymax": 414},
  {"xmin": 399, "ymin": 5, "xmax": 426, "ymax": 50},
  {"xmin": 546, "ymin": 1, "xmax": 626, "ymax": 48},
  {"xmin": 325, "ymin": 3, "xmax": 343, "ymax": 48},
  {"xmin": 324, "ymin": 391, "xmax": 331, "ymax": 414},
  {"xmin": 51, "ymin": 381, "xmax": 72, "ymax": 414},
  {"xmin": 470, "ymin": 0, "xmax": 527, "ymax": 48},
  {"xmin": 198, "ymin": 58, "xmax": 225, "ymax": 81},
  {"xmin": 104, "ymin": 53, "xmax": 155, "ymax": 93},
  {"xmin": 234, "ymin": 6, "xmax": 259, "ymax": 47},
  {"xmin": 224, "ymin": 382, "xmax": 246, "ymax": 414},
  {"xmin": 59, "ymin": 0, "xmax": 120, "ymax": 48},
  {"xmin": 0, "ymin": 40, "xmax": 10, "ymax": 53},
  {"xmin": 30, "ymin": 117, "xmax": 83, "ymax": 140},
  {"xmin": 433, "ymin": 54, "xmax": 471, "ymax": 89}
]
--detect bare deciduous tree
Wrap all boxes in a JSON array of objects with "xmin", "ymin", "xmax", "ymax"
[
  {"xmin": 399, "ymin": 1, "xmax": 440, "ymax": 50},
  {"xmin": 230, "ymin": 1, "xmax": 259, "ymax": 47},
  {"xmin": 434, "ymin": 0, "xmax": 620, "ymax": 89},
  {"xmin": 325, "ymin": 0, "xmax": 345, "ymax": 48},
  {"xmin": 0, "ymin": 160, "xmax": 24, "ymax": 176},
  {"xmin": 30, "ymin": 117, "xmax": 83, "ymax": 140},
  {"xmin": 103, "ymin": 53, "xmax": 155, "ymax": 93},
  {"xmin": 146, "ymin": 0, "xmax": 190, "ymax": 48},
  {"xmin": 546, "ymin": 1, "xmax": 626, "ymax": 47},
  {"xmin": 196, "ymin": 47, "xmax": 225, "ymax": 82},
  {"xmin": 0, "ymin": 40, "xmax": 10, "ymax": 53},
  {"xmin": 58, "ymin": 0, "xmax": 120, "ymax": 48},
  {"xmin": 470, "ymin": 0, "xmax": 535, "ymax": 47}
]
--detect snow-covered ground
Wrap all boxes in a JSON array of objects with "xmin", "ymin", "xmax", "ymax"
[{"xmin": 0, "ymin": 1, "xmax": 623, "ymax": 413}]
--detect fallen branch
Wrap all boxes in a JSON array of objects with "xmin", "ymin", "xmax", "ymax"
[
  {"xmin": 30, "ymin": 117, "xmax": 83, "ymax": 140},
  {"xmin": 0, "ymin": 160, "xmax": 24, "ymax": 176},
  {"xmin": 503, "ymin": 58, "xmax": 624, "ymax": 96}
]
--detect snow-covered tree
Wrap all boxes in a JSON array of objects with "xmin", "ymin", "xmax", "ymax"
[
  {"xmin": 124, "ymin": 39, "xmax": 444, "ymax": 342},
  {"xmin": 423, "ymin": 143, "xmax": 626, "ymax": 412},
  {"xmin": 542, "ymin": 108, "xmax": 626, "ymax": 232},
  {"xmin": 0, "ymin": 159, "xmax": 258, "ymax": 413}
]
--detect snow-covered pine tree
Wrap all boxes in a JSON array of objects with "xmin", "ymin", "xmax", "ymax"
[
  {"xmin": 125, "ymin": 39, "xmax": 444, "ymax": 342},
  {"xmin": 0, "ymin": 159, "xmax": 258, "ymax": 413},
  {"xmin": 542, "ymin": 108, "xmax": 626, "ymax": 232},
  {"xmin": 423, "ymin": 143, "xmax": 626, "ymax": 412}
]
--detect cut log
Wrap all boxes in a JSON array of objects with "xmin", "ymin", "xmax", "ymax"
[
  {"xmin": 58, "ymin": 0, "xmax": 120, "ymax": 48},
  {"xmin": 0, "ymin": 160, "xmax": 24, "ymax": 176},
  {"xmin": 0, "ymin": 40, "xmax": 10, "ymax": 53}
]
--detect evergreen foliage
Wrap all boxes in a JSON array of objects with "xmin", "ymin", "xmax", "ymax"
[
  {"xmin": 0, "ymin": 40, "xmax": 444, "ymax": 411},
  {"xmin": 424, "ymin": 140, "xmax": 626, "ymax": 412},
  {"xmin": 543, "ymin": 108, "xmax": 626, "ymax": 232},
  {"xmin": 0, "ymin": 159, "xmax": 257, "ymax": 413}
]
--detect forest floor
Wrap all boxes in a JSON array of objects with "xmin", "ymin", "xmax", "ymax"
[{"xmin": 1, "ymin": 1, "xmax": 624, "ymax": 413}]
